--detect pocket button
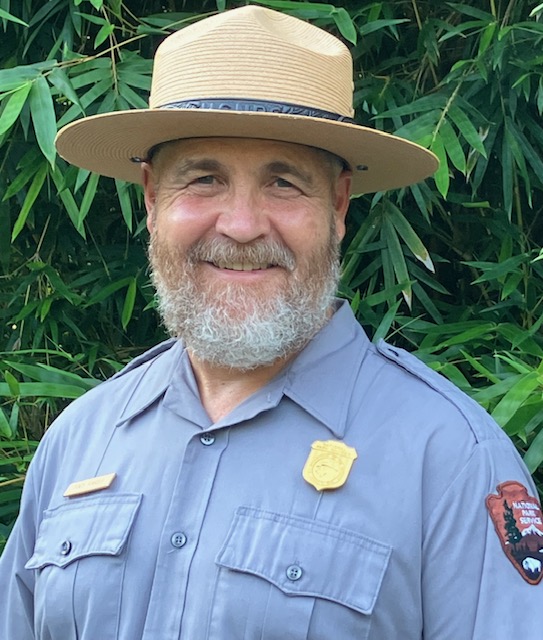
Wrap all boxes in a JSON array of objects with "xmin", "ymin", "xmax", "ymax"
[
  {"xmin": 286, "ymin": 564, "xmax": 303, "ymax": 581},
  {"xmin": 60, "ymin": 540, "xmax": 72, "ymax": 556}
]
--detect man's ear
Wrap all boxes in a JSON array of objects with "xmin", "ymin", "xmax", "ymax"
[
  {"xmin": 142, "ymin": 163, "xmax": 157, "ymax": 233},
  {"xmin": 333, "ymin": 170, "xmax": 352, "ymax": 241}
]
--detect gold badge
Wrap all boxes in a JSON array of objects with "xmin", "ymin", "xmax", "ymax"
[
  {"xmin": 64, "ymin": 472, "xmax": 117, "ymax": 498},
  {"xmin": 303, "ymin": 441, "xmax": 357, "ymax": 491}
]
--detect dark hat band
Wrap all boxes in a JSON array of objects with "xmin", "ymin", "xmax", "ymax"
[{"xmin": 157, "ymin": 98, "xmax": 356, "ymax": 124}]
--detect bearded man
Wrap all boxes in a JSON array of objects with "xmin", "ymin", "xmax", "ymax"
[{"xmin": 1, "ymin": 6, "xmax": 541, "ymax": 640}]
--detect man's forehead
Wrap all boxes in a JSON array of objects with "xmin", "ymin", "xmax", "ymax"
[{"xmin": 156, "ymin": 136, "xmax": 328, "ymax": 162}]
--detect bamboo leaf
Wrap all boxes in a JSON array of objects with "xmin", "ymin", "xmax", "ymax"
[
  {"xmin": 2, "ymin": 160, "xmax": 41, "ymax": 202},
  {"xmin": 11, "ymin": 163, "xmax": 48, "ymax": 241},
  {"xmin": 331, "ymin": 8, "xmax": 356, "ymax": 44},
  {"xmin": 465, "ymin": 254, "xmax": 526, "ymax": 284},
  {"xmin": 448, "ymin": 105, "xmax": 487, "ymax": 157},
  {"xmin": 508, "ymin": 121, "xmax": 543, "ymax": 182},
  {"xmin": 2, "ymin": 361, "xmax": 98, "ymax": 390},
  {"xmin": 524, "ymin": 424, "xmax": 543, "ymax": 473},
  {"xmin": 445, "ymin": 3, "xmax": 494, "ymax": 21},
  {"xmin": 29, "ymin": 75, "xmax": 57, "ymax": 167},
  {"xmin": 363, "ymin": 282, "xmax": 411, "ymax": 307},
  {"xmin": 430, "ymin": 324, "xmax": 496, "ymax": 350},
  {"xmin": 430, "ymin": 133, "xmax": 449, "ymax": 197},
  {"xmin": 459, "ymin": 350, "xmax": 501, "ymax": 385},
  {"xmin": 491, "ymin": 372, "xmax": 540, "ymax": 431},
  {"xmin": 94, "ymin": 23, "xmax": 115, "ymax": 48},
  {"xmin": 440, "ymin": 117, "xmax": 466, "ymax": 174},
  {"xmin": 250, "ymin": 0, "xmax": 337, "ymax": 14},
  {"xmin": 0, "ymin": 8, "xmax": 28, "ymax": 27},
  {"xmin": 115, "ymin": 179, "xmax": 133, "ymax": 231},
  {"xmin": 382, "ymin": 216, "xmax": 412, "ymax": 308},
  {"xmin": 4, "ymin": 371, "xmax": 20, "ymax": 397},
  {"xmin": 50, "ymin": 166, "xmax": 86, "ymax": 238},
  {"xmin": 56, "ymin": 78, "xmax": 111, "ymax": 128},
  {"xmin": 85, "ymin": 277, "xmax": 133, "ymax": 305},
  {"xmin": 0, "ymin": 382, "xmax": 86, "ymax": 399},
  {"xmin": 121, "ymin": 279, "xmax": 137, "ymax": 329},
  {"xmin": 0, "ymin": 410, "xmax": 12, "ymax": 438},
  {"xmin": 77, "ymin": 172, "xmax": 100, "ymax": 226},
  {"xmin": 48, "ymin": 67, "xmax": 84, "ymax": 116},
  {"xmin": 357, "ymin": 19, "xmax": 409, "ymax": 37},
  {"xmin": 501, "ymin": 131, "xmax": 513, "ymax": 218},
  {"xmin": 0, "ymin": 62, "xmax": 55, "ymax": 92},
  {"xmin": 372, "ymin": 300, "xmax": 402, "ymax": 343},
  {"xmin": 74, "ymin": 12, "xmax": 107, "ymax": 26},
  {"xmin": 376, "ymin": 96, "xmax": 446, "ymax": 119},
  {"xmin": 117, "ymin": 81, "xmax": 148, "ymax": 109},
  {"xmin": 478, "ymin": 21, "xmax": 497, "ymax": 56},
  {"xmin": 387, "ymin": 203, "xmax": 434, "ymax": 272},
  {"xmin": 0, "ymin": 82, "xmax": 32, "ymax": 136}
]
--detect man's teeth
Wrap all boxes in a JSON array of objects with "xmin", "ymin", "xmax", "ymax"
[{"xmin": 214, "ymin": 261, "xmax": 271, "ymax": 271}]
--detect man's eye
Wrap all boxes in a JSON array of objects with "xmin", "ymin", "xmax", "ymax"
[
  {"xmin": 194, "ymin": 175, "xmax": 215, "ymax": 185},
  {"xmin": 275, "ymin": 177, "xmax": 294, "ymax": 188}
]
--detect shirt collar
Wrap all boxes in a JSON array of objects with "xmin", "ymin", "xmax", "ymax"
[
  {"xmin": 282, "ymin": 299, "xmax": 371, "ymax": 438},
  {"xmin": 116, "ymin": 299, "xmax": 371, "ymax": 437},
  {"xmin": 115, "ymin": 339, "xmax": 184, "ymax": 426}
]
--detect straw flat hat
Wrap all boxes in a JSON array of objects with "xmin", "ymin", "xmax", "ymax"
[{"xmin": 55, "ymin": 5, "xmax": 438, "ymax": 195}]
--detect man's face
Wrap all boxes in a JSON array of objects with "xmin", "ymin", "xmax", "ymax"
[{"xmin": 143, "ymin": 137, "xmax": 351, "ymax": 370}]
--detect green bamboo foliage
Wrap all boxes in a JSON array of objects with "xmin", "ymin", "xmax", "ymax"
[{"xmin": 1, "ymin": 0, "xmax": 543, "ymax": 550}]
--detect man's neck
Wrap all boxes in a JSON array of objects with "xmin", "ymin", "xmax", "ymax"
[{"xmin": 188, "ymin": 352, "xmax": 296, "ymax": 423}]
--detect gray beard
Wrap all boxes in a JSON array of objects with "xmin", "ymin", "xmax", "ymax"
[{"xmin": 148, "ymin": 234, "xmax": 340, "ymax": 371}]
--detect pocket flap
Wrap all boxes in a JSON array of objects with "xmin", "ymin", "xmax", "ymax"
[
  {"xmin": 25, "ymin": 493, "xmax": 142, "ymax": 570},
  {"xmin": 216, "ymin": 507, "xmax": 391, "ymax": 615}
]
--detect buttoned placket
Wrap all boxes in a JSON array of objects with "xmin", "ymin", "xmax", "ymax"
[{"xmin": 141, "ymin": 427, "xmax": 228, "ymax": 639}]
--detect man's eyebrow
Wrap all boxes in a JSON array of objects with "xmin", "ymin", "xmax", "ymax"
[
  {"xmin": 264, "ymin": 161, "xmax": 314, "ymax": 187},
  {"xmin": 167, "ymin": 158, "xmax": 224, "ymax": 180}
]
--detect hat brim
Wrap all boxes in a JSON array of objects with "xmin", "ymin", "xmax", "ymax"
[{"xmin": 55, "ymin": 109, "xmax": 438, "ymax": 195}]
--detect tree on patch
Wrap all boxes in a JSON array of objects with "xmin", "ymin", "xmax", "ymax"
[{"xmin": 503, "ymin": 500, "xmax": 522, "ymax": 545}]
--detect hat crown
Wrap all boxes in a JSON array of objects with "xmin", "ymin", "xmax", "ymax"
[{"xmin": 150, "ymin": 6, "xmax": 354, "ymax": 117}]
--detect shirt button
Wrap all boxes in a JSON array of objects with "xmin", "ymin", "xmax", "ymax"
[
  {"xmin": 60, "ymin": 540, "xmax": 72, "ymax": 556},
  {"xmin": 286, "ymin": 564, "xmax": 303, "ymax": 581},
  {"xmin": 200, "ymin": 432, "xmax": 216, "ymax": 446},
  {"xmin": 170, "ymin": 532, "xmax": 187, "ymax": 548}
]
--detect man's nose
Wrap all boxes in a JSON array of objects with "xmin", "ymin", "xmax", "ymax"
[{"xmin": 214, "ymin": 189, "xmax": 271, "ymax": 243}]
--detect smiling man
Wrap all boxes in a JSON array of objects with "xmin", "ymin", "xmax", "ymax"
[
  {"xmin": 145, "ymin": 138, "xmax": 351, "ymax": 418},
  {"xmin": 1, "ymin": 6, "xmax": 542, "ymax": 640}
]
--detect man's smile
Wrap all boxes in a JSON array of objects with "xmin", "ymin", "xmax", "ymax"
[{"xmin": 209, "ymin": 260, "xmax": 276, "ymax": 271}]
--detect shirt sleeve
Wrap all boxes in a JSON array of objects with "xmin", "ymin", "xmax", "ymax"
[
  {"xmin": 421, "ymin": 437, "xmax": 543, "ymax": 639},
  {"xmin": 0, "ymin": 438, "xmax": 48, "ymax": 640}
]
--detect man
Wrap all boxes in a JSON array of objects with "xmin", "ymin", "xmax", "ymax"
[{"xmin": 1, "ymin": 6, "xmax": 542, "ymax": 639}]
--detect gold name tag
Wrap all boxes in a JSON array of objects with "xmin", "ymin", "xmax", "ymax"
[
  {"xmin": 64, "ymin": 472, "xmax": 117, "ymax": 498},
  {"xmin": 303, "ymin": 441, "xmax": 357, "ymax": 491}
]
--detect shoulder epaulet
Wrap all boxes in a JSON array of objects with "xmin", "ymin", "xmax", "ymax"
[
  {"xmin": 375, "ymin": 339, "xmax": 503, "ymax": 443},
  {"xmin": 109, "ymin": 338, "xmax": 179, "ymax": 381}
]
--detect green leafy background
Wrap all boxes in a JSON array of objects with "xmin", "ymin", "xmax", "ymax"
[{"xmin": 1, "ymin": 0, "xmax": 543, "ymax": 552}]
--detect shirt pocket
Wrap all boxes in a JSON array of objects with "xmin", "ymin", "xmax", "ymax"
[
  {"xmin": 211, "ymin": 506, "xmax": 391, "ymax": 640},
  {"xmin": 25, "ymin": 493, "xmax": 142, "ymax": 640}
]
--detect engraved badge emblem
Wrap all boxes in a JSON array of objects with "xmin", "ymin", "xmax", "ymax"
[
  {"xmin": 486, "ymin": 481, "xmax": 543, "ymax": 585},
  {"xmin": 303, "ymin": 440, "xmax": 358, "ymax": 491}
]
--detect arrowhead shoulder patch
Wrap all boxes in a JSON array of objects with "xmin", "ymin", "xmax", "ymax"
[{"xmin": 486, "ymin": 481, "xmax": 543, "ymax": 585}]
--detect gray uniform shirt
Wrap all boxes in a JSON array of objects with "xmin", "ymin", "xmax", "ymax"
[{"xmin": 1, "ymin": 300, "xmax": 542, "ymax": 639}]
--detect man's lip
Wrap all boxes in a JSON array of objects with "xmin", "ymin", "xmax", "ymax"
[
  {"xmin": 201, "ymin": 261, "xmax": 284, "ymax": 276},
  {"xmin": 204, "ymin": 260, "xmax": 279, "ymax": 272}
]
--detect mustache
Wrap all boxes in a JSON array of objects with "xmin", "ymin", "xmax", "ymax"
[{"xmin": 186, "ymin": 238, "xmax": 296, "ymax": 270}]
